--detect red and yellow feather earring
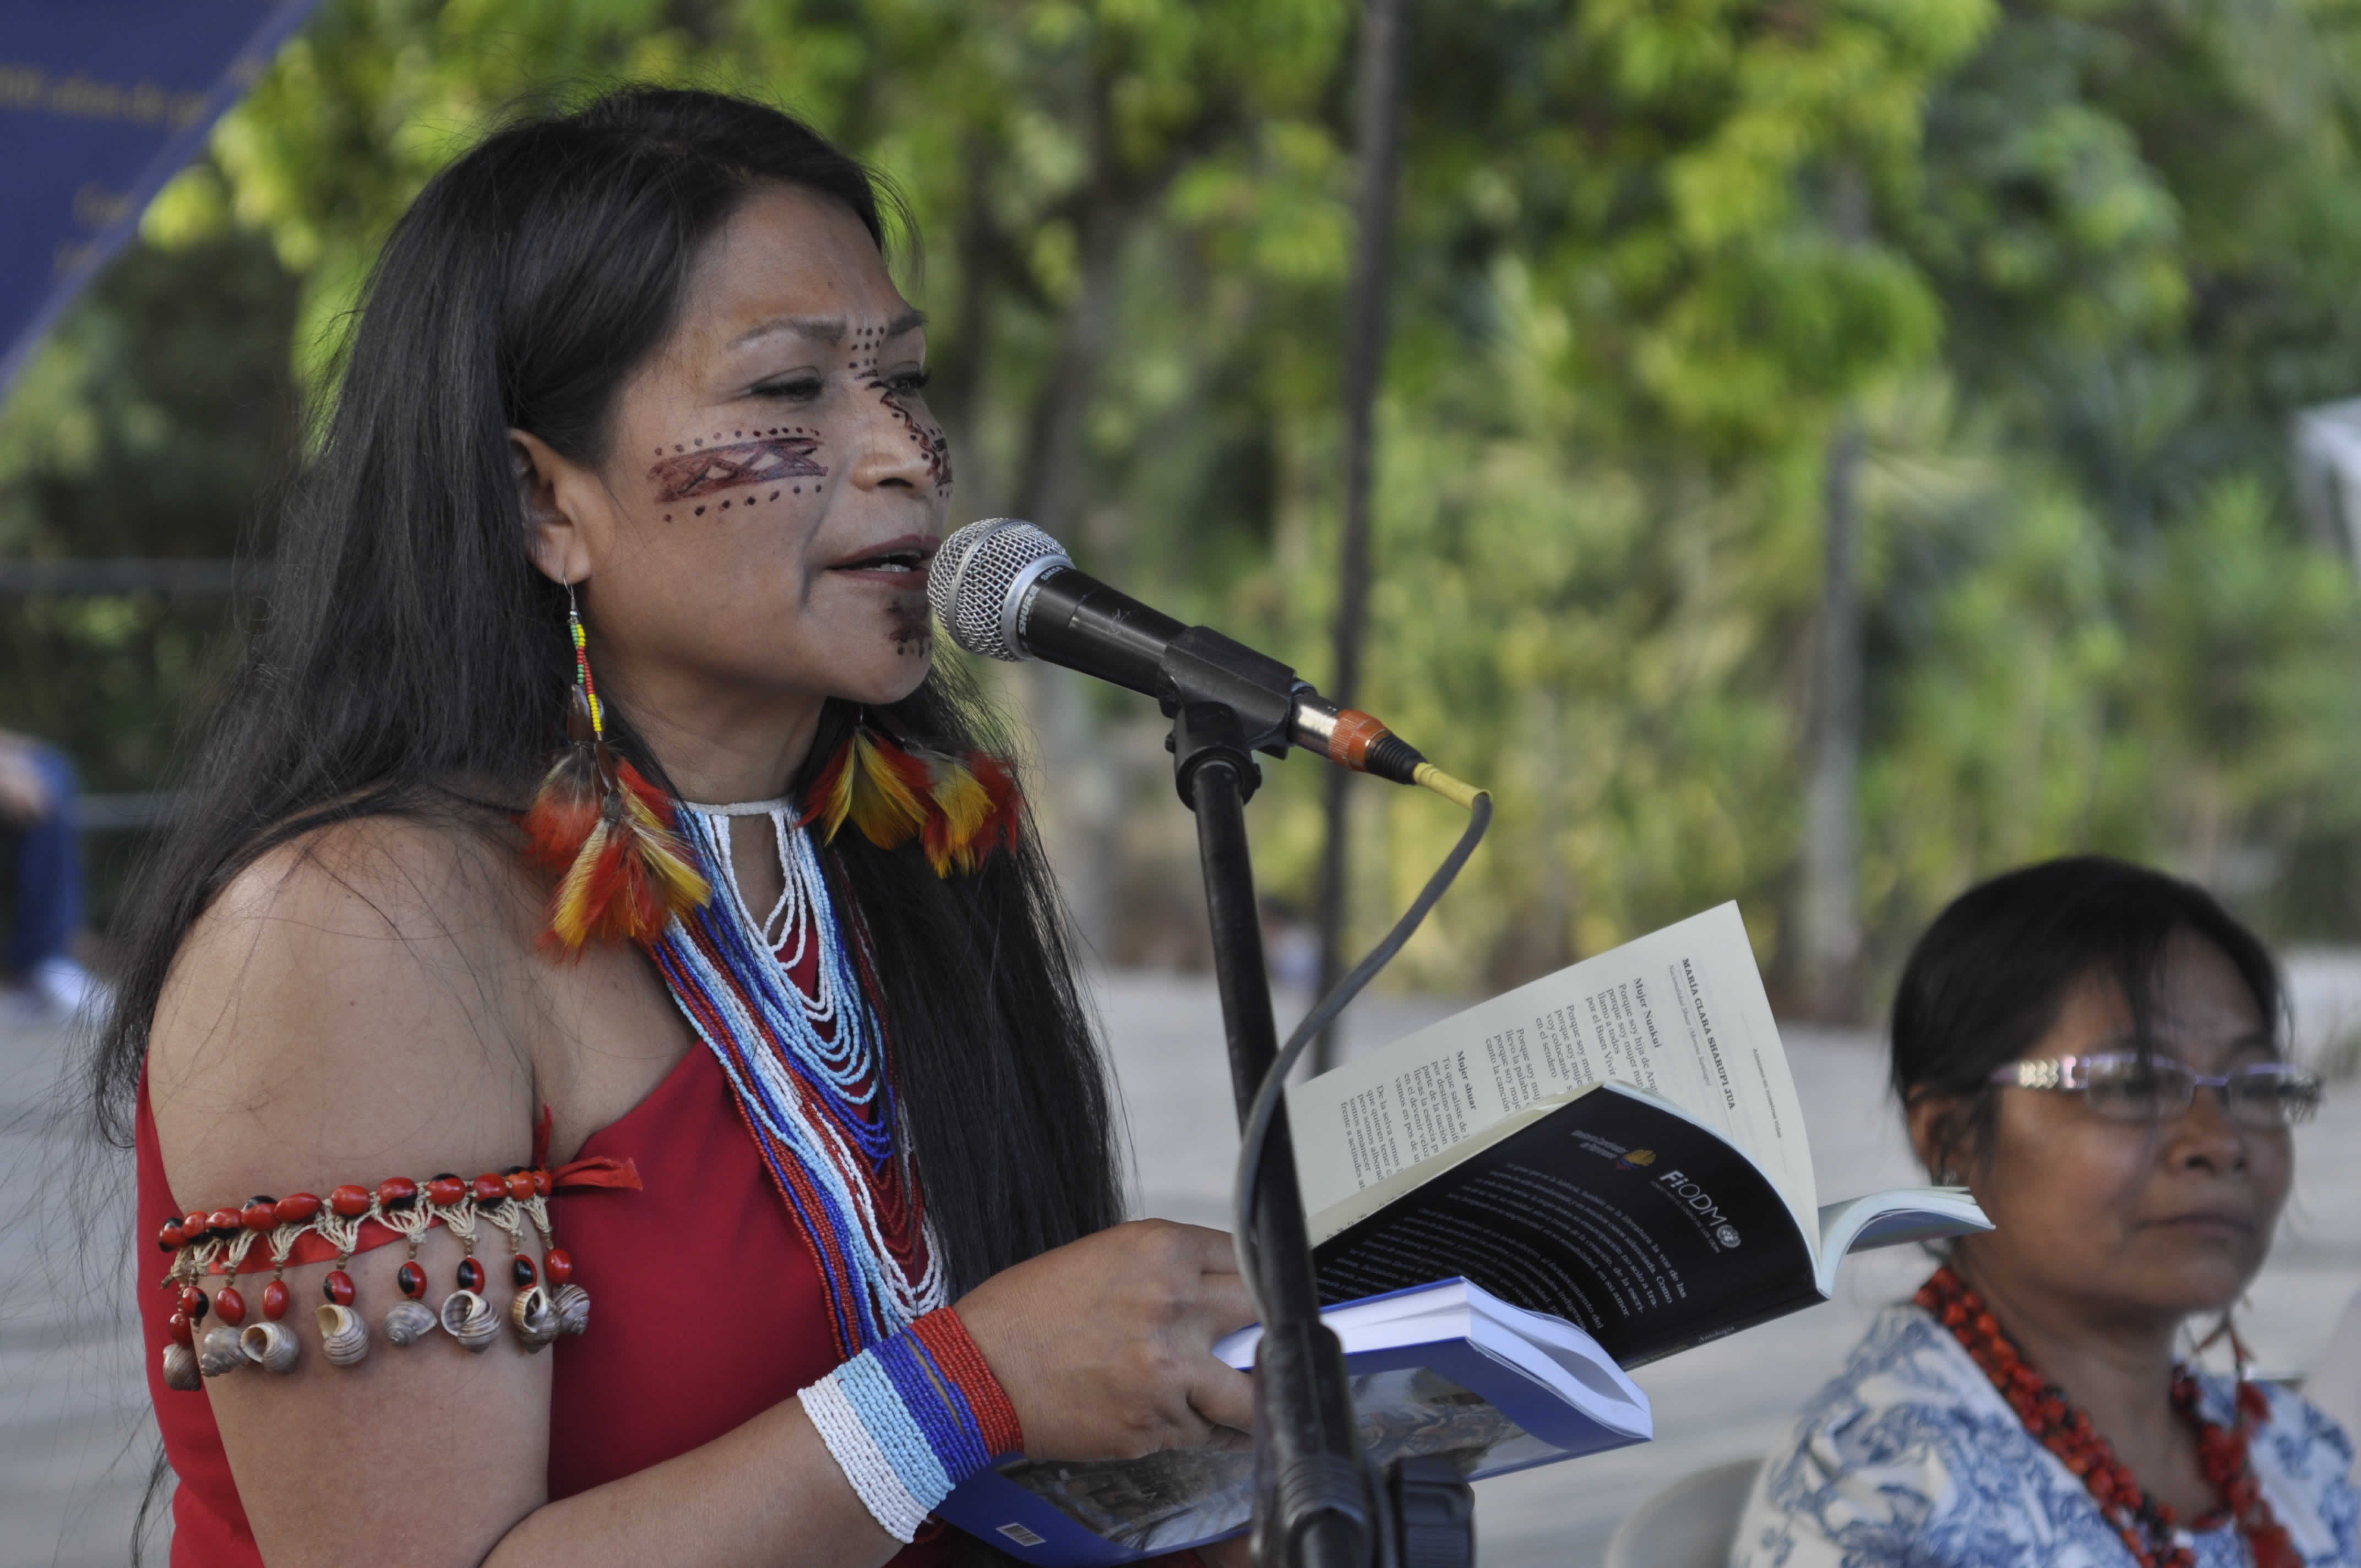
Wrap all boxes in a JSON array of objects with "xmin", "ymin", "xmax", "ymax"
[
  {"xmin": 800, "ymin": 712, "xmax": 1022, "ymax": 876},
  {"xmin": 521, "ymin": 588, "xmax": 710, "ymax": 950}
]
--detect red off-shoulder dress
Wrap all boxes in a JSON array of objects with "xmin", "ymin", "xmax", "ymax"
[{"xmin": 134, "ymin": 1038, "xmax": 953, "ymax": 1568}]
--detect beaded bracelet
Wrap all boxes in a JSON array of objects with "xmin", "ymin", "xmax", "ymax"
[
  {"xmin": 799, "ymin": 1308, "xmax": 1023, "ymax": 1541},
  {"xmin": 154, "ymin": 1150, "xmax": 638, "ymax": 1392}
]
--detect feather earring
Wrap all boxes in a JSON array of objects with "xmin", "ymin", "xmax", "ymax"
[
  {"xmin": 523, "ymin": 591, "xmax": 710, "ymax": 951},
  {"xmin": 801, "ymin": 717, "xmax": 1022, "ymax": 876}
]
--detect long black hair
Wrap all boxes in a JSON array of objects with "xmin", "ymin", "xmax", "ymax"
[
  {"xmin": 91, "ymin": 86, "xmax": 1125, "ymax": 1294},
  {"xmin": 1890, "ymin": 854, "xmax": 2284, "ymax": 1174}
]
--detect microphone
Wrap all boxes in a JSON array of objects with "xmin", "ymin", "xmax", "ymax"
[{"xmin": 927, "ymin": 518, "xmax": 1479, "ymax": 806}]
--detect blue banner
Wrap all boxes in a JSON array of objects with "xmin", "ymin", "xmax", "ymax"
[{"xmin": 0, "ymin": 0, "xmax": 320, "ymax": 398}]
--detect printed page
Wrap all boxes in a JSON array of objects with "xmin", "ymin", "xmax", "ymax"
[
  {"xmin": 1288, "ymin": 902, "xmax": 1818, "ymax": 1240},
  {"xmin": 1810, "ymin": 1189, "xmax": 1990, "ymax": 1294},
  {"xmin": 1313, "ymin": 1085, "xmax": 1826, "ymax": 1366}
]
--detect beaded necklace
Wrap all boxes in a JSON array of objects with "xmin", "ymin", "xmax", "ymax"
[
  {"xmin": 652, "ymin": 805, "xmax": 945, "ymax": 1357},
  {"xmin": 1918, "ymin": 1266, "xmax": 2301, "ymax": 1568}
]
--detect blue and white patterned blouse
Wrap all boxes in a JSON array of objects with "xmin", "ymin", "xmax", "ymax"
[{"xmin": 1732, "ymin": 1304, "xmax": 2361, "ymax": 1568}]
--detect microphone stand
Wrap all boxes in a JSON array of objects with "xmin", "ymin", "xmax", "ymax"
[
  {"xmin": 1173, "ymin": 700, "xmax": 1372, "ymax": 1568},
  {"xmin": 1160, "ymin": 675, "xmax": 1476, "ymax": 1568},
  {"xmin": 926, "ymin": 515, "xmax": 1478, "ymax": 1565}
]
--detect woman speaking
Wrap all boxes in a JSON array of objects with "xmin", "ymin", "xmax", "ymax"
[{"xmin": 102, "ymin": 88, "xmax": 1253, "ymax": 1567}]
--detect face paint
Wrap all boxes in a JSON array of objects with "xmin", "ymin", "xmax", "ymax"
[
  {"xmin": 649, "ymin": 429, "xmax": 826, "ymax": 505},
  {"xmin": 583, "ymin": 187, "xmax": 943, "ymax": 714},
  {"xmin": 868, "ymin": 382, "xmax": 952, "ymax": 494},
  {"xmin": 885, "ymin": 595, "xmax": 933, "ymax": 658},
  {"xmin": 848, "ymin": 326, "xmax": 953, "ymax": 497}
]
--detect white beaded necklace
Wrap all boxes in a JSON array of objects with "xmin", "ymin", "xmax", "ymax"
[{"xmin": 650, "ymin": 802, "xmax": 945, "ymax": 1347}]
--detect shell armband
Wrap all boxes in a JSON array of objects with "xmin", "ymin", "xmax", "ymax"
[{"xmin": 155, "ymin": 1151, "xmax": 637, "ymax": 1391}]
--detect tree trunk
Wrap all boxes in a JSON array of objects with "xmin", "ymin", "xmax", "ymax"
[
  {"xmin": 1312, "ymin": 0, "xmax": 1410, "ymax": 1068},
  {"xmin": 1800, "ymin": 415, "xmax": 1865, "ymax": 1021},
  {"xmin": 934, "ymin": 133, "xmax": 998, "ymax": 498},
  {"xmin": 1010, "ymin": 192, "xmax": 1136, "ymax": 952}
]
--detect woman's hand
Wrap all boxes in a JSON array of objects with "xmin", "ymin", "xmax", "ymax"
[{"xmin": 955, "ymin": 1219, "xmax": 1258, "ymax": 1461}]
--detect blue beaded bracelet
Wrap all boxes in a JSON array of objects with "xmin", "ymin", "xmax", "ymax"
[{"xmin": 800, "ymin": 1308, "xmax": 1024, "ymax": 1542}]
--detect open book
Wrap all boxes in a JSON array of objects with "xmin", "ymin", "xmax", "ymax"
[
  {"xmin": 938, "ymin": 1277, "xmax": 1651, "ymax": 1565},
  {"xmin": 1290, "ymin": 903, "xmax": 1989, "ymax": 1367}
]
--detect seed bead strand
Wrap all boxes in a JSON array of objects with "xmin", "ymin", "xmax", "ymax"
[
  {"xmin": 692, "ymin": 813, "xmax": 877, "ymax": 1104},
  {"xmin": 657, "ymin": 808, "xmax": 944, "ymax": 1348},
  {"xmin": 569, "ymin": 603, "xmax": 604, "ymax": 737}
]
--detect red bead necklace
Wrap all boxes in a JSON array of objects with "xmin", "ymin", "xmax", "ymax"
[{"xmin": 1917, "ymin": 1266, "xmax": 2302, "ymax": 1568}]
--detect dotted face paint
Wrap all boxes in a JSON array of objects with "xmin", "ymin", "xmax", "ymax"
[{"xmin": 846, "ymin": 325, "xmax": 953, "ymax": 498}]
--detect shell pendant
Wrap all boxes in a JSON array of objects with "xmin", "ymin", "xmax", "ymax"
[
  {"xmin": 197, "ymin": 1324, "xmax": 244, "ymax": 1379},
  {"xmin": 509, "ymin": 1285, "xmax": 559, "ymax": 1351},
  {"xmin": 316, "ymin": 1304, "xmax": 371, "ymax": 1367},
  {"xmin": 239, "ymin": 1321, "xmax": 300, "ymax": 1373},
  {"xmin": 161, "ymin": 1342, "xmax": 202, "ymax": 1392},
  {"xmin": 383, "ymin": 1300, "xmax": 437, "ymax": 1346},
  {"xmin": 552, "ymin": 1282, "xmax": 590, "ymax": 1336},
  {"xmin": 439, "ymin": 1289, "xmax": 500, "ymax": 1352}
]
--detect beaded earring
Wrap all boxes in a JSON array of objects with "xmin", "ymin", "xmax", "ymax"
[
  {"xmin": 522, "ymin": 587, "xmax": 709, "ymax": 949},
  {"xmin": 800, "ymin": 714, "xmax": 1022, "ymax": 876}
]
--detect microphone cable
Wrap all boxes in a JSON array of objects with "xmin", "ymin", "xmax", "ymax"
[{"xmin": 1230, "ymin": 784, "xmax": 1492, "ymax": 1320}]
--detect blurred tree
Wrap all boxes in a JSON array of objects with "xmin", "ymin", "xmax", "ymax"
[
  {"xmin": 1882, "ymin": 0, "xmax": 2361, "ymax": 943},
  {"xmin": 0, "ymin": 233, "xmax": 299, "ymax": 925},
  {"xmin": 7, "ymin": 0, "xmax": 2361, "ymax": 997},
  {"xmin": 130, "ymin": 0, "xmax": 1359, "ymax": 945},
  {"xmin": 1233, "ymin": 0, "xmax": 1997, "ymax": 992}
]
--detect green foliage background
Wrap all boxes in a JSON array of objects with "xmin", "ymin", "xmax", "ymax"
[{"xmin": 6, "ymin": 0, "xmax": 2361, "ymax": 1001}]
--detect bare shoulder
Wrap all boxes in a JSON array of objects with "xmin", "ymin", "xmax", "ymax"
[{"xmin": 148, "ymin": 812, "xmax": 548, "ymax": 1205}]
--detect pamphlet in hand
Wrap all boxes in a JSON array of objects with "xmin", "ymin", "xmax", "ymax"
[
  {"xmin": 1291, "ymin": 902, "xmax": 1990, "ymax": 1367},
  {"xmin": 935, "ymin": 1276, "xmax": 1650, "ymax": 1566},
  {"xmin": 940, "ymin": 901, "xmax": 1985, "ymax": 1563}
]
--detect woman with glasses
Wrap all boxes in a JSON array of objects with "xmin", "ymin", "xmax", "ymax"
[{"xmin": 1732, "ymin": 856, "xmax": 2355, "ymax": 1568}]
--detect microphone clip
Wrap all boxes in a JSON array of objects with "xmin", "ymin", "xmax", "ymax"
[
  {"xmin": 1153, "ymin": 624, "xmax": 1304, "ymax": 806},
  {"xmin": 1166, "ymin": 699, "xmax": 1267, "ymax": 808}
]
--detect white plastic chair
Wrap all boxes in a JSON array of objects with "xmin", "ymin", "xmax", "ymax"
[
  {"xmin": 1601, "ymin": 1457, "xmax": 1765, "ymax": 1568},
  {"xmin": 2310, "ymin": 1287, "xmax": 2361, "ymax": 1485}
]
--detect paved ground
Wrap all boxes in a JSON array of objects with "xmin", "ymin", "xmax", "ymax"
[
  {"xmin": 0, "ymin": 1013, "xmax": 164, "ymax": 1568},
  {"xmin": 5, "ymin": 971, "xmax": 2359, "ymax": 1567}
]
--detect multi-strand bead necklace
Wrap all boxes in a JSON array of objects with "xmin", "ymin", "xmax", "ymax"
[
  {"xmin": 654, "ymin": 804, "xmax": 943, "ymax": 1359},
  {"xmin": 1918, "ymin": 1266, "xmax": 2300, "ymax": 1568}
]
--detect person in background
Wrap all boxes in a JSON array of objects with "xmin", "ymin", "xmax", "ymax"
[
  {"xmin": 0, "ymin": 729, "xmax": 105, "ymax": 1022},
  {"xmin": 1732, "ymin": 856, "xmax": 2357, "ymax": 1568}
]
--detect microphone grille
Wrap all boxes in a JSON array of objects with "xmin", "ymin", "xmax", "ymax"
[{"xmin": 928, "ymin": 518, "xmax": 1070, "ymax": 661}]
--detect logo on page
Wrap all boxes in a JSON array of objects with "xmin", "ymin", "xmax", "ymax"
[
  {"xmin": 1615, "ymin": 1148, "xmax": 1656, "ymax": 1170},
  {"xmin": 1657, "ymin": 1168, "xmax": 1743, "ymax": 1250}
]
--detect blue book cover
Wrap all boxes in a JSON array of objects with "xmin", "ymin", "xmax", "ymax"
[{"xmin": 935, "ymin": 1278, "xmax": 1651, "ymax": 1566}]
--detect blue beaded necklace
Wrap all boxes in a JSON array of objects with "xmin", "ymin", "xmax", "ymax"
[{"xmin": 652, "ymin": 805, "xmax": 942, "ymax": 1352}]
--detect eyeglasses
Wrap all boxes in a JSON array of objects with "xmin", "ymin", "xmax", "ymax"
[{"xmin": 1989, "ymin": 1053, "xmax": 2322, "ymax": 1128}]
